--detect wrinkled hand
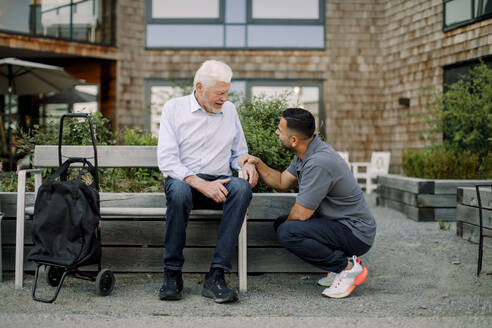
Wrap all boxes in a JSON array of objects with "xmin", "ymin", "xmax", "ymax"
[
  {"xmin": 200, "ymin": 178, "xmax": 231, "ymax": 203},
  {"xmin": 239, "ymin": 154, "xmax": 260, "ymax": 167},
  {"xmin": 242, "ymin": 163, "xmax": 259, "ymax": 187}
]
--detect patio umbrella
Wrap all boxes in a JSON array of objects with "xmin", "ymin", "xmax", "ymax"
[
  {"xmin": 39, "ymin": 88, "xmax": 97, "ymax": 105},
  {"xmin": 0, "ymin": 57, "xmax": 82, "ymax": 170}
]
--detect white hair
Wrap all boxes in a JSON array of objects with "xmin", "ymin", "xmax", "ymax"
[{"xmin": 193, "ymin": 60, "xmax": 233, "ymax": 89}]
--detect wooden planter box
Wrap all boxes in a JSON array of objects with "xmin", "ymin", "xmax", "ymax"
[
  {"xmin": 0, "ymin": 192, "xmax": 324, "ymax": 273},
  {"xmin": 456, "ymin": 187, "xmax": 492, "ymax": 247},
  {"xmin": 377, "ymin": 175, "xmax": 490, "ymax": 222}
]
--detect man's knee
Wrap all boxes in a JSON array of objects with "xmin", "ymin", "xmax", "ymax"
[
  {"xmin": 276, "ymin": 221, "xmax": 298, "ymax": 246},
  {"xmin": 227, "ymin": 177, "xmax": 252, "ymax": 201},
  {"xmin": 165, "ymin": 179, "xmax": 192, "ymax": 205}
]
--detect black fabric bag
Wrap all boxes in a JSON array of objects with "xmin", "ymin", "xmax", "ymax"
[{"xmin": 28, "ymin": 158, "xmax": 101, "ymax": 268}]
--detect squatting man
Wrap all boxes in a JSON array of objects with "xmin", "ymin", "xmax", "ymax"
[
  {"xmin": 157, "ymin": 59, "xmax": 258, "ymax": 303},
  {"xmin": 239, "ymin": 108, "xmax": 376, "ymax": 298}
]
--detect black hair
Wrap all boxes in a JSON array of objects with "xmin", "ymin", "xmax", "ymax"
[{"xmin": 282, "ymin": 108, "xmax": 315, "ymax": 140}]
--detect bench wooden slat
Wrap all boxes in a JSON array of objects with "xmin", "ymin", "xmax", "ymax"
[
  {"xmin": 33, "ymin": 145, "xmax": 158, "ymax": 168},
  {"xmin": 25, "ymin": 207, "xmax": 223, "ymax": 217},
  {"xmin": 3, "ymin": 246, "xmax": 323, "ymax": 273},
  {"xmin": 3, "ymin": 220, "xmax": 282, "ymax": 247}
]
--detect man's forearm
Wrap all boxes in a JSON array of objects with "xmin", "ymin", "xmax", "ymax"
[
  {"xmin": 184, "ymin": 175, "xmax": 206, "ymax": 191},
  {"xmin": 255, "ymin": 160, "xmax": 284, "ymax": 191}
]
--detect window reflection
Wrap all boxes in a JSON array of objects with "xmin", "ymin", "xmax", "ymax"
[
  {"xmin": 0, "ymin": 0, "xmax": 112, "ymax": 44},
  {"xmin": 475, "ymin": 0, "xmax": 492, "ymax": 16},
  {"xmin": 150, "ymin": 85, "xmax": 185, "ymax": 136},
  {"xmin": 0, "ymin": 0, "xmax": 33, "ymax": 33},
  {"xmin": 152, "ymin": 0, "xmax": 220, "ymax": 19},
  {"xmin": 251, "ymin": 85, "xmax": 321, "ymax": 131},
  {"xmin": 445, "ymin": 0, "xmax": 472, "ymax": 26},
  {"xmin": 39, "ymin": 0, "xmax": 72, "ymax": 39},
  {"xmin": 251, "ymin": 0, "xmax": 319, "ymax": 20},
  {"xmin": 40, "ymin": 84, "xmax": 98, "ymax": 125}
]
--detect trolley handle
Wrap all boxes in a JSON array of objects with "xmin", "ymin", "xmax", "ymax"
[{"xmin": 58, "ymin": 113, "xmax": 99, "ymax": 186}]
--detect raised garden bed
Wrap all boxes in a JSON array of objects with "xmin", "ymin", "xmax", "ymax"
[
  {"xmin": 456, "ymin": 187, "xmax": 492, "ymax": 248},
  {"xmin": 377, "ymin": 174, "xmax": 490, "ymax": 222}
]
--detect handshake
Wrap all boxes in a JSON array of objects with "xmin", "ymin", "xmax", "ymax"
[{"xmin": 238, "ymin": 154, "xmax": 261, "ymax": 168}]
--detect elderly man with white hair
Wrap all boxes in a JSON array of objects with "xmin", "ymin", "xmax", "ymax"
[{"xmin": 157, "ymin": 60, "xmax": 258, "ymax": 303}]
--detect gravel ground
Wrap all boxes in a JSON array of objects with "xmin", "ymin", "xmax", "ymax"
[{"xmin": 1, "ymin": 196, "xmax": 491, "ymax": 327}]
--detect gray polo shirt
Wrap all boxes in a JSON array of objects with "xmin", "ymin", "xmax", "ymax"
[{"xmin": 287, "ymin": 136, "xmax": 376, "ymax": 246}]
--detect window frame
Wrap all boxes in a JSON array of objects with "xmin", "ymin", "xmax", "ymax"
[
  {"xmin": 246, "ymin": 79, "xmax": 325, "ymax": 137},
  {"xmin": 443, "ymin": 0, "xmax": 492, "ymax": 31},
  {"xmin": 146, "ymin": 0, "xmax": 226, "ymax": 24},
  {"xmin": 246, "ymin": 0, "xmax": 325, "ymax": 25}
]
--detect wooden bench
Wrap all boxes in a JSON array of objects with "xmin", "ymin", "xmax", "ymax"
[{"xmin": 15, "ymin": 145, "xmax": 248, "ymax": 291}]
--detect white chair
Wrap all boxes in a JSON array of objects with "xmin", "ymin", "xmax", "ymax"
[
  {"xmin": 337, "ymin": 152, "xmax": 350, "ymax": 166},
  {"xmin": 351, "ymin": 152, "xmax": 391, "ymax": 194}
]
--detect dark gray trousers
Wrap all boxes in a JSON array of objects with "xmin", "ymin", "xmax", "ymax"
[{"xmin": 276, "ymin": 215, "xmax": 371, "ymax": 273}]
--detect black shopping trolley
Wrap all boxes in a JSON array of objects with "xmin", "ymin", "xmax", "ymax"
[{"xmin": 28, "ymin": 113, "xmax": 115, "ymax": 303}]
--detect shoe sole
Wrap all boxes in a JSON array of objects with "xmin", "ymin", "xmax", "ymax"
[
  {"xmin": 317, "ymin": 260, "xmax": 362, "ymax": 287},
  {"xmin": 317, "ymin": 278, "xmax": 332, "ymax": 287},
  {"xmin": 322, "ymin": 267, "xmax": 368, "ymax": 299},
  {"xmin": 202, "ymin": 288, "xmax": 238, "ymax": 303},
  {"xmin": 159, "ymin": 291, "xmax": 183, "ymax": 301}
]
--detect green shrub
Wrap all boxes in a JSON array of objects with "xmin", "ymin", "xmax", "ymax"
[
  {"xmin": 402, "ymin": 147, "xmax": 484, "ymax": 179},
  {"xmin": 235, "ymin": 94, "xmax": 293, "ymax": 192},
  {"xmin": 119, "ymin": 128, "xmax": 158, "ymax": 146},
  {"xmin": 404, "ymin": 62, "xmax": 491, "ymax": 179}
]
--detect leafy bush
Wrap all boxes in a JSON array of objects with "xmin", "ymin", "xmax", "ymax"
[
  {"xmin": 235, "ymin": 94, "xmax": 293, "ymax": 192},
  {"xmin": 0, "ymin": 115, "xmax": 162, "ymax": 192},
  {"xmin": 402, "ymin": 147, "xmax": 481, "ymax": 179},
  {"xmin": 403, "ymin": 63, "xmax": 491, "ymax": 179}
]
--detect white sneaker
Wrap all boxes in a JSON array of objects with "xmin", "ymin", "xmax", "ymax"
[
  {"xmin": 317, "ymin": 272, "xmax": 337, "ymax": 287},
  {"xmin": 317, "ymin": 257, "xmax": 362, "ymax": 287},
  {"xmin": 322, "ymin": 256, "xmax": 368, "ymax": 299}
]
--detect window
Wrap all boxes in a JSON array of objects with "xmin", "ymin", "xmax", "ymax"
[
  {"xmin": 40, "ymin": 84, "xmax": 99, "ymax": 125},
  {"xmin": 145, "ymin": 79, "xmax": 323, "ymax": 137},
  {"xmin": 145, "ymin": 81, "xmax": 187, "ymax": 136},
  {"xmin": 0, "ymin": 0, "xmax": 34, "ymax": 34},
  {"xmin": 248, "ymin": 81, "xmax": 324, "ymax": 134},
  {"xmin": 149, "ymin": 0, "xmax": 223, "ymax": 22},
  {"xmin": 0, "ymin": 0, "xmax": 115, "ymax": 45},
  {"xmin": 444, "ymin": 0, "xmax": 492, "ymax": 30},
  {"xmin": 146, "ymin": 0, "xmax": 324, "ymax": 49},
  {"xmin": 248, "ymin": 0, "xmax": 322, "ymax": 23}
]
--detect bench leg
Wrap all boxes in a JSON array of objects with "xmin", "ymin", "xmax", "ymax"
[
  {"xmin": 0, "ymin": 212, "xmax": 3, "ymax": 282},
  {"xmin": 238, "ymin": 215, "xmax": 247, "ymax": 292},
  {"xmin": 15, "ymin": 171, "xmax": 27, "ymax": 289}
]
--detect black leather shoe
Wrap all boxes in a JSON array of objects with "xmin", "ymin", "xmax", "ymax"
[
  {"xmin": 202, "ymin": 268, "xmax": 238, "ymax": 303},
  {"xmin": 159, "ymin": 268, "xmax": 183, "ymax": 300}
]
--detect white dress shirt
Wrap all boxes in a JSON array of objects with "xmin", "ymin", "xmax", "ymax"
[{"xmin": 157, "ymin": 92, "xmax": 248, "ymax": 180}]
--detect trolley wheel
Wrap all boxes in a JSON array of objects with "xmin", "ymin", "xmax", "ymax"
[
  {"xmin": 96, "ymin": 269, "xmax": 115, "ymax": 296},
  {"xmin": 45, "ymin": 266, "xmax": 65, "ymax": 287}
]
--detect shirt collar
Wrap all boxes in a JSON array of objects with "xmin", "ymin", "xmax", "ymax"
[
  {"xmin": 190, "ymin": 91, "xmax": 202, "ymax": 113},
  {"xmin": 303, "ymin": 135, "xmax": 320, "ymax": 161},
  {"xmin": 189, "ymin": 91, "xmax": 224, "ymax": 115}
]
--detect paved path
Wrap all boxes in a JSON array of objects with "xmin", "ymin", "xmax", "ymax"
[{"xmin": 1, "ymin": 197, "xmax": 491, "ymax": 327}]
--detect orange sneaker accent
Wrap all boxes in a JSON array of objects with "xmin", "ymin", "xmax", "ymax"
[{"xmin": 354, "ymin": 267, "xmax": 368, "ymax": 286}]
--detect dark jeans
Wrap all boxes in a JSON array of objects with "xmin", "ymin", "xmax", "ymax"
[
  {"xmin": 276, "ymin": 214, "xmax": 371, "ymax": 273},
  {"xmin": 164, "ymin": 174, "xmax": 252, "ymax": 271}
]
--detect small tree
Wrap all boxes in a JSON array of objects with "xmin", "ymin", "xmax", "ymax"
[{"xmin": 403, "ymin": 62, "xmax": 492, "ymax": 179}]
